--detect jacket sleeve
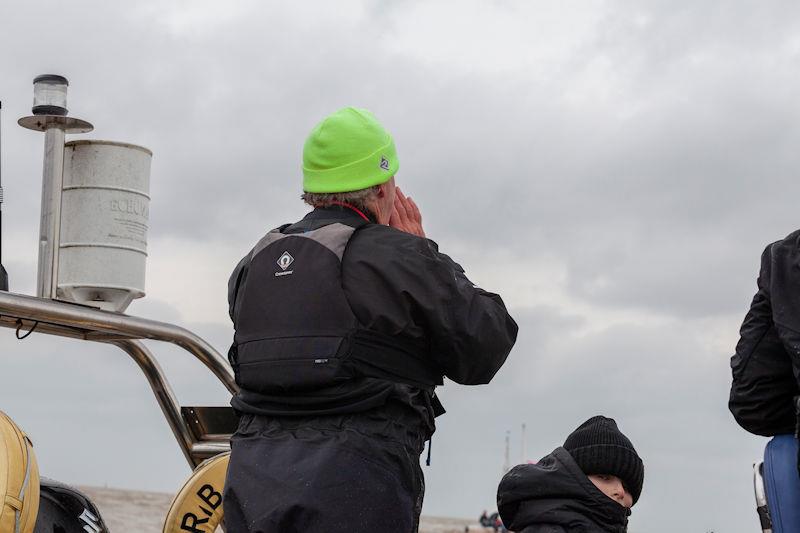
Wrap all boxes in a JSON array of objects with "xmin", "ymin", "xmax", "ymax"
[
  {"xmin": 729, "ymin": 241, "xmax": 800, "ymax": 436},
  {"xmin": 425, "ymin": 244, "xmax": 519, "ymax": 384},
  {"xmin": 344, "ymin": 228, "xmax": 518, "ymax": 386}
]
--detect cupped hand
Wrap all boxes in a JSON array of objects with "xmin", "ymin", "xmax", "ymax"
[{"xmin": 389, "ymin": 187, "xmax": 426, "ymax": 238}]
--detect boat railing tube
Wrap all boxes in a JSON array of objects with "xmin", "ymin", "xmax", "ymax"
[{"xmin": 0, "ymin": 290, "xmax": 238, "ymax": 467}]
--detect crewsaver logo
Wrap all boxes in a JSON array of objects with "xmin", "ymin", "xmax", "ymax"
[
  {"xmin": 277, "ymin": 251, "xmax": 294, "ymax": 270},
  {"xmin": 380, "ymin": 156, "xmax": 390, "ymax": 170},
  {"xmin": 276, "ymin": 251, "xmax": 294, "ymax": 277}
]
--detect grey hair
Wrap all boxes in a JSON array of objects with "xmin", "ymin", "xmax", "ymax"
[{"xmin": 301, "ymin": 185, "xmax": 380, "ymax": 214}]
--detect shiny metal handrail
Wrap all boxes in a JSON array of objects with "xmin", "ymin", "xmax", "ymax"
[
  {"xmin": 0, "ymin": 290, "xmax": 236, "ymax": 392},
  {"xmin": 0, "ymin": 290, "xmax": 238, "ymax": 467},
  {"xmin": 111, "ymin": 339, "xmax": 197, "ymax": 466}
]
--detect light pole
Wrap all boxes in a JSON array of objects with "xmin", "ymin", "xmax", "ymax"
[
  {"xmin": 18, "ymin": 75, "xmax": 93, "ymax": 299},
  {"xmin": 0, "ymin": 100, "xmax": 7, "ymax": 291}
]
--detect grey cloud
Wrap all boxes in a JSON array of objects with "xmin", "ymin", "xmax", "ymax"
[
  {"xmin": 8, "ymin": 0, "xmax": 782, "ymax": 320},
  {"xmin": 0, "ymin": 3, "xmax": 796, "ymax": 532}
]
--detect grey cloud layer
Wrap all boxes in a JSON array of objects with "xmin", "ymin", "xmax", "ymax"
[{"xmin": 0, "ymin": 2, "xmax": 793, "ymax": 532}]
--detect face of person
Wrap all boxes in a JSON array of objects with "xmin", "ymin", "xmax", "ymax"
[
  {"xmin": 374, "ymin": 176, "xmax": 396, "ymax": 224},
  {"xmin": 587, "ymin": 474, "xmax": 633, "ymax": 508}
]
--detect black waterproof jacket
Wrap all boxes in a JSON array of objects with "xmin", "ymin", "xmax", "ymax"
[
  {"xmin": 228, "ymin": 206, "xmax": 519, "ymax": 418},
  {"xmin": 497, "ymin": 448, "xmax": 630, "ymax": 533},
  {"xmin": 224, "ymin": 206, "xmax": 518, "ymax": 533},
  {"xmin": 729, "ymin": 230, "xmax": 800, "ymax": 436}
]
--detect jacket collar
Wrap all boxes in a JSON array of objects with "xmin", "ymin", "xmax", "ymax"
[{"xmin": 285, "ymin": 206, "xmax": 375, "ymax": 233}]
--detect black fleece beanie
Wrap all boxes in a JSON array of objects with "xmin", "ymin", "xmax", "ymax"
[{"xmin": 563, "ymin": 415, "xmax": 644, "ymax": 505}]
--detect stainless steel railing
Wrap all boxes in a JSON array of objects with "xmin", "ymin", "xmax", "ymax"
[{"xmin": 0, "ymin": 290, "xmax": 238, "ymax": 468}]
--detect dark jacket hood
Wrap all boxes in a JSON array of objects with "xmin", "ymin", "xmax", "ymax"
[{"xmin": 497, "ymin": 447, "xmax": 630, "ymax": 533}]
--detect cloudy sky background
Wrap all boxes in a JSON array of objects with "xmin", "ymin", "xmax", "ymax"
[{"xmin": 1, "ymin": 1, "xmax": 798, "ymax": 531}]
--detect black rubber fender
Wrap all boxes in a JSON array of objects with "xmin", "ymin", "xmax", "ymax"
[{"xmin": 34, "ymin": 477, "xmax": 107, "ymax": 533}]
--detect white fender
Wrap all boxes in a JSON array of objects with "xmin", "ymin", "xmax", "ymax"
[
  {"xmin": 0, "ymin": 410, "xmax": 39, "ymax": 533},
  {"xmin": 163, "ymin": 452, "xmax": 229, "ymax": 533}
]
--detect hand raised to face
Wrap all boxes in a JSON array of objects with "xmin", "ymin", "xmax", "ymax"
[{"xmin": 389, "ymin": 187, "xmax": 426, "ymax": 238}]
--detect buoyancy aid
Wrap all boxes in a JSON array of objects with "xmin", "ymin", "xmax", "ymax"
[{"xmin": 229, "ymin": 219, "xmax": 443, "ymax": 403}]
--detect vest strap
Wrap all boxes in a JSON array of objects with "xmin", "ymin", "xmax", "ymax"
[{"xmin": 348, "ymin": 329, "xmax": 443, "ymax": 388}]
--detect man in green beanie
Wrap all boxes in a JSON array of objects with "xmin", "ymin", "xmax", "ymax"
[{"xmin": 223, "ymin": 107, "xmax": 518, "ymax": 533}]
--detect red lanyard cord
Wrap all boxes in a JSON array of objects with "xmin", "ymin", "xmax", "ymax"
[{"xmin": 329, "ymin": 201, "xmax": 371, "ymax": 222}]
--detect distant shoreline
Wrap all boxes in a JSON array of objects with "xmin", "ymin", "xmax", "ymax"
[{"xmin": 79, "ymin": 486, "xmax": 481, "ymax": 532}]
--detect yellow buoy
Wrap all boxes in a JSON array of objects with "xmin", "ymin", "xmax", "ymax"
[
  {"xmin": 163, "ymin": 452, "xmax": 229, "ymax": 533},
  {"xmin": 0, "ymin": 411, "xmax": 40, "ymax": 533}
]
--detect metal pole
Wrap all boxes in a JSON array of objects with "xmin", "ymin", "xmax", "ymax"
[
  {"xmin": 0, "ymin": 290, "xmax": 237, "ymax": 393},
  {"xmin": 0, "ymin": 290, "xmax": 237, "ymax": 468},
  {"xmin": 36, "ymin": 126, "xmax": 65, "ymax": 298},
  {"xmin": 503, "ymin": 430, "xmax": 510, "ymax": 475},
  {"xmin": 111, "ymin": 339, "xmax": 196, "ymax": 467},
  {"xmin": 20, "ymin": 75, "xmax": 92, "ymax": 299},
  {"xmin": 0, "ymin": 100, "xmax": 7, "ymax": 291}
]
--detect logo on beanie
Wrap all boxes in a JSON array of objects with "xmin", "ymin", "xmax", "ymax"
[{"xmin": 380, "ymin": 156, "xmax": 390, "ymax": 171}]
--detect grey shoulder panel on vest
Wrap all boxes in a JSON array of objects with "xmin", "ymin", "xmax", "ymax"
[
  {"xmin": 251, "ymin": 228, "xmax": 289, "ymax": 259},
  {"xmin": 251, "ymin": 223, "xmax": 356, "ymax": 261},
  {"xmin": 304, "ymin": 223, "xmax": 358, "ymax": 260}
]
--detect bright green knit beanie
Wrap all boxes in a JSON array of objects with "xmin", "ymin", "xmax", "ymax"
[{"xmin": 302, "ymin": 107, "xmax": 399, "ymax": 193}]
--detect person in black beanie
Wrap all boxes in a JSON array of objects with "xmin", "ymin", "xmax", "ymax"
[{"xmin": 496, "ymin": 416, "xmax": 644, "ymax": 533}]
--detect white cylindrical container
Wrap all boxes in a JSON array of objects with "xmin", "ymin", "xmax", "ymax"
[{"xmin": 57, "ymin": 140, "xmax": 152, "ymax": 312}]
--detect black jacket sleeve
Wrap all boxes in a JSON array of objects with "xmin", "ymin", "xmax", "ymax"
[
  {"xmin": 424, "ymin": 243, "xmax": 519, "ymax": 384},
  {"xmin": 343, "ymin": 226, "xmax": 519, "ymax": 385},
  {"xmin": 729, "ymin": 238, "xmax": 800, "ymax": 436}
]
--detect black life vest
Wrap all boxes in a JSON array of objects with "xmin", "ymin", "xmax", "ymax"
[{"xmin": 229, "ymin": 220, "xmax": 443, "ymax": 397}]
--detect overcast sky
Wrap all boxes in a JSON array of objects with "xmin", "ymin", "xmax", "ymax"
[{"xmin": 1, "ymin": 1, "xmax": 798, "ymax": 531}]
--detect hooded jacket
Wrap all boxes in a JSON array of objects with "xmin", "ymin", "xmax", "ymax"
[
  {"xmin": 497, "ymin": 448, "xmax": 630, "ymax": 533},
  {"xmin": 729, "ymin": 230, "xmax": 800, "ymax": 436}
]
